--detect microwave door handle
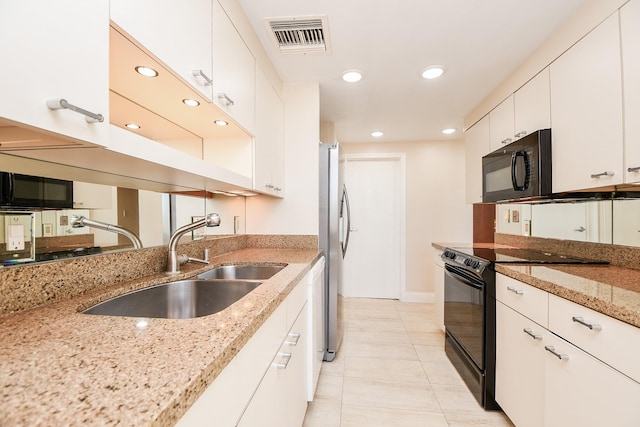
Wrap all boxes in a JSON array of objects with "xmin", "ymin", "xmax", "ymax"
[
  {"xmin": 511, "ymin": 151, "xmax": 529, "ymax": 191},
  {"xmin": 3, "ymin": 173, "xmax": 15, "ymax": 201}
]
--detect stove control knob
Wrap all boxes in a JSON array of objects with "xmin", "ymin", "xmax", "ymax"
[
  {"xmin": 464, "ymin": 258, "xmax": 472, "ymax": 266},
  {"xmin": 443, "ymin": 250, "xmax": 455, "ymax": 259},
  {"xmin": 472, "ymin": 260, "xmax": 481, "ymax": 269}
]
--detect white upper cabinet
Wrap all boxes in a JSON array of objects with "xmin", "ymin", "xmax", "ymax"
[
  {"xmin": 0, "ymin": 1, "xmax": 109, "ymax": 148},
  {"xmin": 110, "ymin": 0, "xmax": 214, "ymax": 101},
  {"xmin": 550, "ymin": 12, "xmax": 624, "ymax": 193},
  {"xmin": 465, "ymin": 116, "xmax": 490, "ymax": 203},
  {"xmin": 513, "ymin": 68, "xmax": 551, "ymax": 139},
  {"xmin": 621, "ymin": 0, "xmax": 640, "ymax": 183},
  {"xmin": 254, "ymin": 65, "xmax": 285, "ymax": 197},
  {"xmin": 212, "ymin": 1, "xmax": 256, "ymax": 133},
  {"xmin": 489, "ymin": 96, "xmax": 515, "ymax": 152}
]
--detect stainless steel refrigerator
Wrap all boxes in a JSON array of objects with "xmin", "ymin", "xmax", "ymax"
[{"xmin": 319, "ymin": 142, "xmax": 350, "ymax": 361}]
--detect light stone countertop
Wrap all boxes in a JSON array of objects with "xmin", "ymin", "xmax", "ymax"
[{"xmin": 0, "ymin": 247, "xmax": 322, "ymax": 427}]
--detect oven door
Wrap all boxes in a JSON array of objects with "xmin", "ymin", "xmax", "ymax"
[{"xmin": 443, "ymin": 263, "xmax": 485, "ymax": 369}]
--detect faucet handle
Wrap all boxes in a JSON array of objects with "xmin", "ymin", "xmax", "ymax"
[{"xmin": 177, "ymin": 254, "xmax": 209, "ymax": 266}]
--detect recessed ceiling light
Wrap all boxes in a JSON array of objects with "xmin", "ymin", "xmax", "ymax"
[
  {"xmin": 135, "ymin": 66, "xmax": 158, "ymax": 77},
  {"xmin": 371, "ymin": 131, "xmax": 384, "ymax": 137},
  {"xmin": 442, "ymin": 128, "xmax": 456, "ymax": 135},
  {"xmin": 421, "ymin": 65, "xmax": 445, "ymax": 80},
  {"xmin": 182, "ymin": 98, "xmax": 200, "ymax": 107},
  {"xmin": 214, "ymin": 120, "xmax": 228, "ymax": 126},
  {"xmin": 342, "ymin": 70, "xmax": 363, "ymax": 83},
  {"xmin": 125, "ymin": 123, "xmax": 141, "ymax": 130}
]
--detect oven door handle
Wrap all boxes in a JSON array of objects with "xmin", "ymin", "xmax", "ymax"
[{"xmin": 444, "ymin": 264, "xmax": 484, "ymax": 290}]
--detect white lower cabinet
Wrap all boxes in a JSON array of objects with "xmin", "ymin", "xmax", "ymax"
[
  {"xmin": 433, "ymin": 250, "xmax": 444, "ymax": 332},
  {"xmin": 495, "ymin": 273, "xmax": 640, "ymax": 427}
]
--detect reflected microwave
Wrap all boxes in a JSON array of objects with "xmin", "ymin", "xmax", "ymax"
[
  {"xmin": 482, "ymin": 129, "xmax": 552, "ymax": 202},
  {"xmin": 0, "ymin": 172, "xmax": 73, "ymax": 209}
]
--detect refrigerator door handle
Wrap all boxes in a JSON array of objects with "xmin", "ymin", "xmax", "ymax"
[{"xmin": 340, "ymin": 184, "xmax": 351, "ymax": 258}]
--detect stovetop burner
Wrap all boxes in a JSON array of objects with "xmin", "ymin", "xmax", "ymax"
[{"xmin": 447, "ymin": 246, "xmax": 607, "ymax": 265}]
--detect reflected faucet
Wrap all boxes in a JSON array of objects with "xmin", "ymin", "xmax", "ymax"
[
  {"xmin": 71, "ymin": 215, "xmax": 143, "ymax": 249},
  {"xmin": 167, "ymin": 213, "xmax": 220, "ymax": 274}
]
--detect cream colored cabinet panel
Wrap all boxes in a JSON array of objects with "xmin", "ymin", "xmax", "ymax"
[
  {"xmin": 307, "ymin": 258, "xmax": 325, "ymax": 400},
  {"xmin": 238, "ymin": 304, "xmax": 309, "ymax": 427},
  {"xmin": 464, "ymin": 116, "xmax": 490, "ymax": 203},
  {"xmin": 549, "ymin": 293, "xmax": 640, "ymax": 383},
  {"xmin": 544, "ymin": 332, "xmax": 640, "ymax": 427},
  {"xmin": 550, "ymin": 13, "xmax": 623, "ymax": 193},
  {"xmin": 73, "ymin": 182, "xmax": 114, "ymax": 210},
  {"xmin": 0, "ymin": 1, "xmax": 109, "ymax": 148},
  {"xmin": 213, "ymin": 1, "xmax": 256, "ymax": 133},
  {"xmin": 110, "ymin": 0, "xmax": 214, "ymax": 101},
  {"xmin": 434, "ymin": 251, "xmax": 445, "ymax": 332},
  {"xmin": 530, "ymin": 201, "xmax": 612, "ymax": 243},
  {"xmin": 496, "ymin": 273, "xmax": 548, "ymax": 327},
  {"xmin": 514, "ymin": 68, "xmax": 551, "ymax": 138},
  {"xmin": 254, "ymin": 65, "xmax": 285, "ymax": 197},
  {"xmin": 621, "ymin": 1, "xmax": 640, "ymax": 183},
  {"xmin": 489, "ymin": 96, "xmax": 515, "ymax": 152},
  {"xmin": 496, "ymin": 302, "xmax": 546, "ymax": 427}
]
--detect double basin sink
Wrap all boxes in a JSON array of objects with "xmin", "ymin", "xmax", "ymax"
[{"xmin": 83, "ymin": 264, "xmax": 285, "ymax": 319}]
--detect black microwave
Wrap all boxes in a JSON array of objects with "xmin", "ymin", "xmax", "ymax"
[
  {"xmin": 482, "ymin": 129, "xmax": 552, "ymax": 203},
  {"xmin": 0, "ymin": 172, "xmax": 73, "ymax": 209}
]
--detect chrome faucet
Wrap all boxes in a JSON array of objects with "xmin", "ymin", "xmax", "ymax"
[
  {"xmin": 71, "ymin": 215, "xmax": 143, "ymax": 249},
  {"xmin": 167, "ymin": 213, "xmax": 220, "ymax": 274}
]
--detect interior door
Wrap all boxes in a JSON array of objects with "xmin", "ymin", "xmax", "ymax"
[{"xmin": 342, "ymin": 156, "xmax": 402, "ymax": 299}]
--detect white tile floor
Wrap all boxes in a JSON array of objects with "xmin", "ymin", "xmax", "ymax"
[{"xmin": 303, "ymin": 298, "xmax": 515, "ymax": 427}]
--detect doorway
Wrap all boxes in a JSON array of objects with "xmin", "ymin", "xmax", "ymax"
[{"xmin": 341, "ymin": 153, "xmax": 405, "ymax": 299}]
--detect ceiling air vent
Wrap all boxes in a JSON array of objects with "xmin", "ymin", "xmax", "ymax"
[{"xmin": 264, "ymin": 16, "xmax": 331, "ymax": 55}]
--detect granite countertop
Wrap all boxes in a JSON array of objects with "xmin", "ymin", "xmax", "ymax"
[
  {"xmin": 0, "ymin": 247, "xmax": 322, "ymax": 426},
  {"xmin": 496, "ymin": 263, "xmax": 640, "ymax": 328}
]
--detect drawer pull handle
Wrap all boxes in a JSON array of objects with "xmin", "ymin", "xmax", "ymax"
[
  {"xmin": 627, "ymin": 166, "xmax": 640, "ymax": 173},
  {"xmin": 218, "ymin": 93, "xmax": 235, "ymax": 106},
  {"xmin": 590, "ymin": 170, "xmax": 614, "ymax": 179},
  {"xmin": 507, "ymin": 286, "xmax": 524, "ymax": 295},
  {"xmin": 515, "ymin": 130, "xmax": 528, "ymax": 138},
  {"xmin": 46, "ymin": 98, "xmax": 104, "ymax": 123},
  {"xmin": 523, "ymin": 328, "xmax": 542, "ymax": 340},
  {"xmin": 572, "ymin": 316, "xmax": 602, "ymax": 331},
  {"xmin": 272, "ymin": 352, "xmax": 292, "ymax": 369},
  {"xmin": 545, "ymin": 346, "xmax": 569, "ymax": 360},
  {"xmin": 192, "ymin": 69, "xmax": 213, "ymax": 86},
  {"xmin": 501, "ymin": 138, "xmax": 512, "ymax": 145},
  {"xmin": 285, "ymin": 333, "xmax": 301, "ymax": 346}
]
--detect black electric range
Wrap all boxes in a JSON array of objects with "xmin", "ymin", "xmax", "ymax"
[{"xmin": 441, "ymin": 246, "xmax": 606, "ymax": 411}]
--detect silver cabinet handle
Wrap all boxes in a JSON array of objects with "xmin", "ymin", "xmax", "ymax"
[
  {"xmin": 218, "ymin": 93, "xmax": 235, "ymax": 106},
  {"xmin": 46, "ymin": 98, "xmax": 104, "ymax": 123},
  {"xmin": 274, "ymin": 187, "xmax": 282, "ymax": 192},
  {"xmin": 514, "ymin": 130, "xmax": 528, "ymax": 138},
  {"xmin": 523, "ymin": 328, "xmax": 542, "ymax": 340},
  {"xmin": 285, "ymin": 333, "xmax": 301, "ymax": 346},
  {"xmin": 272, "ymin": 352, "xmax": 292, "ymax": 369},
  {"xmin": 574, "ymin": 226, "xmax": 586, "ymax": 232},
  {"xmin": 501, "ymin": 138, "xmax": 512, "ymax": 145},
  {"xmin": 265, "ymin": 184, "xmax": 275, "ymax": 189},
  {"xmin": 572, "ymin": 316, "xmax": 602, "ymax": 331},
  {"xmin": 545, "ymin": 346, "xmax": 569, "ymax": 360},
  {"xmin": 349, "ymin": 228, "xmax": 358, "ymax": 232},
  {"xmin": 628, "ymin": 166, "xmax": 640, "ymax": 173},
  {"xmin": 590, "ymin": 171, "xmax": 615, "ymax": 178},
  {"xmin": 192, "ymin": 69, "xmax": 213, "ymax": 86},
  {"xmin": 507, "ymin": 286, "xmax": 524, "ymax": 295}
]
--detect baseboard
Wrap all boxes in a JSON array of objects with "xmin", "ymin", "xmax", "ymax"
[{"xmin": 400, "ymin": 291, "xmax": 433, "ymax": 303}]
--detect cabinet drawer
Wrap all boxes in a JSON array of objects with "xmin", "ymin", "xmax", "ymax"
[
  {"xmin": 286, "ymin": 278, "xmax": 308, "ymax": 331},
  {"xmin": 496, "ymin": 273, "xmax": 548, "ymax": 327},
  {"xmin": 549, "ymin": 294, "xmax": 640, "ymax": 383}
]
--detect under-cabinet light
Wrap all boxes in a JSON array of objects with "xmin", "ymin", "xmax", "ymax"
[
  {"xmin": 214, "ymin": 120, "xmax": 229, "ymax": 126},
  {"xmin": 135, "ymin": 66, "xmax": 158, "ymax": 77},
  {"xmin": 182, "ymin": 98, "xmax": 200, "ymax": 107}
]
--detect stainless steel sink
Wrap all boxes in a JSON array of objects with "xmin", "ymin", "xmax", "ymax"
[
  {"xmin": 197, "ymin": 264, "xmax": 285, "ymax": 281},
  {"xmin": 83, "ymin": 279, "xmax": 262, "ymax": 319}
]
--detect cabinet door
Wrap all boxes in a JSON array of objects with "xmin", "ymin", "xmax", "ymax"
[
  {"xmin": 514, "ymin": 68, "xmax": 551, "ymax": 138},
  {"xmin": 110, "ymin": 0, "xmax": 214, "ymax": 100},
  {"xmin": 544, "ymin": 332, "xmax": 640, "ymax": 427},
  {"xmin": 73, "ymin": 182, "xmax": 114, "ymax": 210},
  {"xmin": 621, "ymin": 1, "xmax": 640, "ymax": 183},
  {"xmin": 550, "ymin": 13, "xmax": 623, "ymax": 192},
  {"xmin": 489, "ymin": 96, "xmax": 515, "ymax": 152},
  {"xmin": 212, "ymin": 1, "xmax": 256, "ymax": 133},
  {"xmin": 496, "ymin": 302, "xmax": 546, "ymax": 427},
  {"xmin": 464, "ymin": 116, "xmax": 490, "ymax": 203},
  {"xmin": 0, "ymin": 1, "xmax": 109, "ymax": 147},
  {"xmin": 254, "ymin": 65, "xmax": 285, "ymax": 197}
]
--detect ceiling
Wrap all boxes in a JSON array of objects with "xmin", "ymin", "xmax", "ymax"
[{"xmin": 237, "ymin": 0, "xmax": 589, "ymax": 143}]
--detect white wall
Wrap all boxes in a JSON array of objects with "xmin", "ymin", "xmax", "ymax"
[
  {"xmin": 342, "ymin": 139, "xmax": 472, "ymax": 295},
  {"xmin": 245, "ymin": 83, "xmax": 320, "ymax": 235}
]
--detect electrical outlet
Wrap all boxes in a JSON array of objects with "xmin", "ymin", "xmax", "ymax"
[{"xmin": 234, "ymin": 216, "xmax": 241, "ymax": 234}]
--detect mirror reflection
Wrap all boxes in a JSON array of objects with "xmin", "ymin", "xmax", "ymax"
[{"xmin": 496, "ymin": 198, "xmax": 640, "ymax": 247}]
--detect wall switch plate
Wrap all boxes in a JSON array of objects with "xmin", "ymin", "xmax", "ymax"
[
  {"xmin": 7, "ymin": 224, "xmax": 25, "ymax": 250},
  {"xmin": 234, "ymin": 216, "xmax": 241, "ymax": 234}
]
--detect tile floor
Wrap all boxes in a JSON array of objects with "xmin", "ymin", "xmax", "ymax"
[{"xmin": 302, "ymin": 298, "xmax": 515, "ymax": 427}]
